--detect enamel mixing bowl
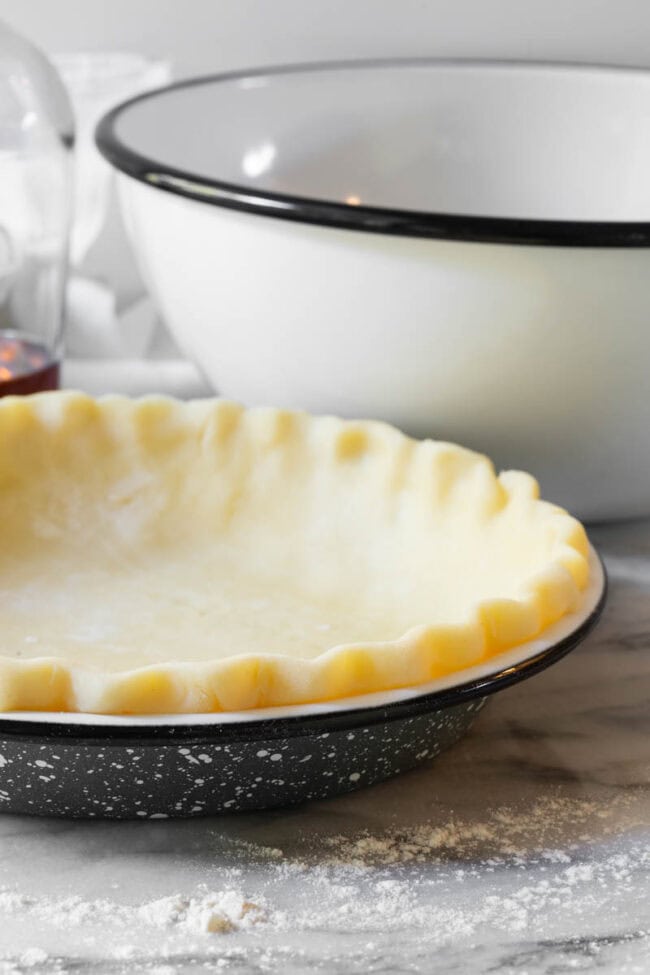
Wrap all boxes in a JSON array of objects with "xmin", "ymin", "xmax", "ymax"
[
  {"xmin": 0, "ymin": 553, "xmax": 605, "ymax": 819},
  {"xmin": 96, "ymin": 60, "xmax": 650, "ymax": 521}
]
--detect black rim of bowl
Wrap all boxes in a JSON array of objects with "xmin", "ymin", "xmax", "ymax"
[
  {"xmin": 96, "ymin": 57, "xmax": 650, "ymax": 248},
  {"xmin": 0, "ymin": 556, "xmax": 607, "ymax": 744}
]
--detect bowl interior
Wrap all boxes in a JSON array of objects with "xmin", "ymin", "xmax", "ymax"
[{"xmin": 107, "ymin": 61, "xmax": 650, "ymax": 222}]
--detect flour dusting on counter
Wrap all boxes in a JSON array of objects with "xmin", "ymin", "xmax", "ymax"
[
  {"xmin": 0, "ymin": 887, "xmax": 268, "ymax": 936},
  {"xmin": 138, "ymin": 889, "xmax": 267, "ymax": 933},
  {"xmin": 1, "ymin": 789, "xmax": 648, "ymax": 973},
  {"xmin": 320, "ymin": 795, "xmax": 624, "ymax": 865}
]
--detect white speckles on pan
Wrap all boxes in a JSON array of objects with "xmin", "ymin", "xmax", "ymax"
[{"xmin": 0, "ymin": 700, "xmax": 485, "ymax": 819}]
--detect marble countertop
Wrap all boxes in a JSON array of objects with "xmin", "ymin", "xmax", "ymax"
[{"xmin": 0, "ymin": 517, "xmax": 648, "ymax": 975}]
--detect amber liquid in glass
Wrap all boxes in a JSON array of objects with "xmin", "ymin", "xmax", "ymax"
[{"xmin": 0, "ymin": 335, "xmax": 60, "ymax": 397}]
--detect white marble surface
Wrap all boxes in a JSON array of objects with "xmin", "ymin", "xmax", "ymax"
[{"xmin": 0, "ymin": 518, "xmax": 648, "ymax": 975}]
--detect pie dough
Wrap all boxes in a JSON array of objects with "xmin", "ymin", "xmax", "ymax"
[{"xmin": 0, "ymin": 393, "xmax": 590, "ymax": 714}]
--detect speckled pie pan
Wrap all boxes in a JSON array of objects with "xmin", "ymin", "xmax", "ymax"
[{"xmin": 0, "ymin": 554, "xmax": 605, "ymax": 819}]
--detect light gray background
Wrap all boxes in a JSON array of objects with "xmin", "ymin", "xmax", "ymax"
[{"xmin": 4, "ymin": 0, "xmax": 650, "ymax": 77}]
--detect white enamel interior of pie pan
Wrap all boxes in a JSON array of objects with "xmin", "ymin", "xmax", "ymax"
[{"xmin": 0, "ymin": 548, "xmax": 605, "ymax": 730}]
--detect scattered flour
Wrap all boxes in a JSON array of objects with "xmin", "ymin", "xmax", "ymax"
[
  {"xmin": 0, "ymin": 886, "xmax": 267, "ymax": 937},
  {"xmin": 13, "ymin": 952, "xmax": 46, "ymax": 970},
  {"xmin": 0, "ymin": 793, "xmax": 647, "ymax": 972},
  {"xmin": 137, "ymin": 889, "xmax": 267, "ymax": 933},
  {"xmin": 321, "ymin": 796, "xmax": 615, "ymax": 865}
]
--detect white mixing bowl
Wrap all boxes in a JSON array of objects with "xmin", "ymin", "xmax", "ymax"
[{"xmin": 96, "ymin": 59, "xmax": 650, "ymax": 520}]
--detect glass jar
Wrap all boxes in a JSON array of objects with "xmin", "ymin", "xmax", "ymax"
[{"xmin": 0, "ymin": 19, "xmax": 73, "ymax": 396}]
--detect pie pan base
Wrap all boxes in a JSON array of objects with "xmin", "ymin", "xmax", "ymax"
[{"xmin": 0, "ymin": 551, "xmax": 605, "ymax": 819}]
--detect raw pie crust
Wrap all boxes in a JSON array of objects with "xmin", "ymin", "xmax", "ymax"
[{"xmin": 0, "ymin": 393, "xmax": 590, "ymax": 715}]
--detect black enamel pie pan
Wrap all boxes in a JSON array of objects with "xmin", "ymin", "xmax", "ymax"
[{"xmin": 0, "ymin": 552, "xmax": 606, "ymax": 819}]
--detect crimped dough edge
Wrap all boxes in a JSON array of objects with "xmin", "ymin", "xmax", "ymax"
[{"xmin": 0, "ymin": 392, "xmax": 591, "ymax": 714}]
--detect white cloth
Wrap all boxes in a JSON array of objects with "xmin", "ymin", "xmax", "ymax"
[
  {"xmin": 63, "ymin": 358, "xmax": 211, "ymax": 399},
  {"xmin": 56, "ymin": 53, "xmax": 210, "ymax": 400},
  {"xmin": 63, "ymin": 276, "xmax": 212, "ymax": 399}
]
